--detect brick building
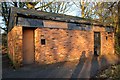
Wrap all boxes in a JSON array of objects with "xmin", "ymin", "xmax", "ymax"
[{"xmin": 8, "ymin": 7, "xmax": 114, "ymax": 67}]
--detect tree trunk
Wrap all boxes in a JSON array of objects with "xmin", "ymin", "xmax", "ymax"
[
  {"xmin": 81, "ymin": 2, "xmax": 85, "ymax": 18},
  {"xmin": 118, "ymin": 1, "xmax": 120, "ymax": 46}
]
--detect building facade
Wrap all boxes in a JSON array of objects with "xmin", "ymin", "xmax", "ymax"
[{"xmin": 8, "ymin": 7, "xmax": 114, "ymax": 67}]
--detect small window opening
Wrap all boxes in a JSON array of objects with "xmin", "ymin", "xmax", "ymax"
[
  {"xmin": 41, "ymin": 35, "xmax": 44, "ymax": 37},
  {"xmin": 108, "ymin": 32, "xmax": 111, "ymax": 34},
  {"xmin": 41, "ymin": 39, "xmax": 46, "ymax": 45},
  {"xmin": 52, "ymin": 38, "xmax": 55, "ymax": 40},
  {"xmin": 106, "ymin": 36, "xmax": 108, "ymax": 40}
]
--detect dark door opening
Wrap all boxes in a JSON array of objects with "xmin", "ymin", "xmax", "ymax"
[
  {"xmin": 23, "ymin": 27, "xmax": 35, "ymax": 65},
  {"xmin": 94, "ymin": 32, "xmax": 101, "ymax": 56}
]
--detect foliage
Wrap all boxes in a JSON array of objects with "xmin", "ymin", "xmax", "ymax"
[
  {"xmin": 72, "ymin": 1, "xmax": 120, "ymax": 54},
  {"xmin": 2, "ymin": 32, "xmax": 7, "ymax": 54},
  {"xmin": 72, "ymin": 1, "xmax": 95, "ymax": 18},
  {"xmin": 0, "ymin": 1, "xmax": 71, "ymax": 33},
  {"xmin": 96, "ymin": 64, "xmax": 120, "ymax": 79}
]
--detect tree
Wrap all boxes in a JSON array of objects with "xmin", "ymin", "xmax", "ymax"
[
  {"xmin": 93, "ymin": 2, "xmax": 120, "ymax": 54},
  {"xmin": 116, "ymin": 1, "xmax": 120, "ymax": 53},
  {"xmin": 118, "ymin": 1, "xmax": 120, "ymax": 29},
  {"xmin": 93, "ymin": 2, "xmax": 118, "ymax": 26},
  {"xmin": 0, "ymin": 2, "xmax": 27, "ymax": 32},
  {"xmin": 45, "ymin": 1, "xmax": 72, "ymax": 14},
  {"xmin": 72, "ymin": 0, "xmax": 95, "ymax": 19},
  {"xmin": 73, "ymin": 1, "xmax": 120, "ymax": 54},
  {"xmin": 0, "ymin": 1, "xmax": 71, "ymax": 33}
]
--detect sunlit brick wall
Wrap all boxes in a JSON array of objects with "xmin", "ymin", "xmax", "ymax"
[
  {"xmin": 8, "ymin": 21, "xmax": 115, "ymax": 66},
  {"xmin": 34, "ymin": 25, "xmax": 114, "ymax": 65},
  {"xmin": 35, "ymin": 28, "xmax": 94, "ymax": 64},
  {"xmin": 92, "ymin": 26, "xmax": 114, "ymax": 55},
  {"xmin": 8, "ymin": 26, "xmax": 23, "ymax": 67}
]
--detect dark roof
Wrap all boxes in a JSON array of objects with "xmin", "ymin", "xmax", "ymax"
[{"xmin": 8, "ymin": 7, "xmax": 113, "ymax": 32}]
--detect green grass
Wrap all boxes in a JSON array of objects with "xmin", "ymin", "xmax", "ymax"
[{"xmin": 96, "ymin": 64, "xmax": 120, "ymax": 79}]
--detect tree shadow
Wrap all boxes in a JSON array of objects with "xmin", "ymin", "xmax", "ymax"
[{"xmin": 70, "ymin": 51, "xmax": 86, "ymax": 78}]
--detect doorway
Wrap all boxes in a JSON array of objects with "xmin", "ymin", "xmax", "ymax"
[
  {"xmin": 94, "ymin": 32, "xmax": 101, "ymax": 56},
  {"xmin": 23, "ymin": 27, "xmax": 35, "ymax": 64}
]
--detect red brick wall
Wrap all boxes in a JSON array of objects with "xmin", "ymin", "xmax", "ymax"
[
  {"xmin": 8, "ymin": 22, "xmax": 115, "ymax": 66},
  {"xmin": 34, "ymin": 25, "xmax": 115, "ymax": 65},
  {"xmin": 8, "ymin": 26, "xmax": 23, "ymax": 67},
  {"xmin": 35, "ymin": 28, "xmax": 94, "ymax": 64},
  {"xmin": 101, "ymin": 32, "xmax": 114, "ymax": 55},
  {"xmin": 92, "ymin": 26, "xmax": 115, "ymax": 55}
]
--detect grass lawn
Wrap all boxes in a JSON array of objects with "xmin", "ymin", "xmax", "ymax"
[{"xmin": 95, "ymin": 64, "xmax": 120, "ymax": 79}]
